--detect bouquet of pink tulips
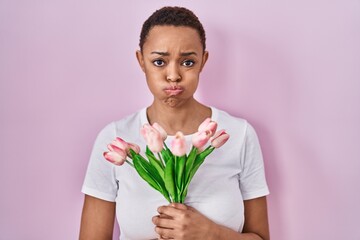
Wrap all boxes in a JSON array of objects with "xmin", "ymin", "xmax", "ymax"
[{"xmin": 103, "ymin": 118, "xmax": 230, "ymax": 203}]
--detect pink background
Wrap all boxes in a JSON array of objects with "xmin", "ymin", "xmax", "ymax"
[{"xmin": 1, "ymin": 1, "xmax": 359, "ymax": 239}]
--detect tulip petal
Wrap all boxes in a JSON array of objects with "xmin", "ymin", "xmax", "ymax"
[
  {"xmin": 112, "ymin": 137, "xmax": 129, "ymax": 150},
  {"xmin": 192, "ymin": 131, "xmax": 210, "ymax": 149},
  {"xmin": 171, "ymin": 131, "xmax": 187, "ymax": 156},
  {"xmin": 109, "ymin": 144, "xmax": 127, "ymax": 157},
  {"xmin": 211, "ymin": 130, "xmax": 230, "ymax": 148},
  {"xmin": 103, "ymin": 151, "xmax": 126, "ymax": 166},
  {"xmin": 141, "ymin": 124, "xmax": 164, "ymax": 153},
  {"xmin": 198, "ymin": 118, "xmax": 211, "ymax": 132},
  {"xmin": 140, "ymin": 124, "xmax": 151, "ymax": 141},
  {"xmin": 153, "ymin": 122, "xmax": 167, "ymax": 141},
  {"xmin": 212, "ymin": 129, "xmax": 225, "ymax": 139},
  {"xmin": 207, "ymin": 122, "xmax": 218, "ymax": 136}
]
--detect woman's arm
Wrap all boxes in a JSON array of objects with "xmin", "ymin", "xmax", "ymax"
[
  {"xmin": 243, "ymin": 196, "xmax": 270, "ymax": 239},
  {"xmin": 79, "ymin": 195, "xmax": 116, "ymax": 240},
  {"xmin": 213, "ymin": 196, "xmax": 270, "ymax": 240},
  {"xmin": 153, "ymin": 196, "xmax": 269, "ymax": 240}
]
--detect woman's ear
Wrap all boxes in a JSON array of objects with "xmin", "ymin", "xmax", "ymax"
[
  {"xmin": 136, "ymin": 50, "xmax": 145, "ymax": 72},
  {"xmin": 200, "ymin": 51, "xmax": 209, "ymax": 72}
]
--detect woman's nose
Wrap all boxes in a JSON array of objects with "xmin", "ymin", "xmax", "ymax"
[{"xmin": 166, "ymin": 64, "xmax": 181, "ymax": 82}]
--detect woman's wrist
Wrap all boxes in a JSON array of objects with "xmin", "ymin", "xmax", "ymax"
[
  {"xmin": 208, "ymin": 221, "xmax": 221, "ymax": 240},
  {"xmin": 208, "ymin": 223, "xmax": 264, "ymax": 240}
]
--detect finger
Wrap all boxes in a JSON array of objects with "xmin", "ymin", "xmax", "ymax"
[
  {"xmin": 155, "ymin": 226, "xmax": 174, "ymax": 239},
  {"xmin": 159, "ymin": 213, "xmax": 171, "ymax": 219},
  {"xmin": 152, "ymin": 215, "xmax": 177, "ymax": 229},
  {"xmin": 170, "ymin": 202, "xmax": 187, "ymax": 210},
  {"xmin": 185, "ymin": 205, "xmax": 197, "ymax": 212},
  {"xmin": 157, "ymin": 205, "xmax": 185, "ymax": 217},
  {"xmin": 158, "ymin": 236, "xmax": 173, "ymax": 240}
]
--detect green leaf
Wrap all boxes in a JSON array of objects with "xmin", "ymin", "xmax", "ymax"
[
  {"xmin": 132, "ymin": 155, "xmax": 161, "ymax": 192},
  {"xmin": 148, "ymin": 154, "xmax": 165, "ymax": 179},
  {"xmin": 183, "ymin": 146, "xmax": 215, "ymax": 194},
  {"xmin": 175, "ymin": 155, "xmax": 186, "ymax": 190},
  {"xmin": 164, "ymin": 157, "xmax": 176, "ymax": 202},
  {"xmin": 129, "ymin": 148, "xmax": 137, "ymax": 159},
  {"xmin": 162, "ymin": 142, "xmax": 174, "ymax": 164},
  {"xmin": 146, "ymin": 146, "xmax": 164, "ymax": 177},
  {"xmin": 198, "ymin": 145, "xmax": 215, "ymax": 160},
  {"xmin": 181, "ymin": 188, "xmax": 188, "ymax": 203},
  {"xmin": 145, "ymin": 146, "xmax": 156, "ymax": 158},
  {"xmin": 160, "ymin": 149, "xmax": 169, "ymax": 164},
  {"xmin": 184, "ymin": 146, "xmax": 198, "ymax": 186},
  {"xmin": 133, "ymin": 154, "xmax": 171, "ymax": 202}
]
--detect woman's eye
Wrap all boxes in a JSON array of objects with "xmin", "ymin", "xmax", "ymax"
[
  {"xmin": 153, "ymin": 60, "xmax": 165, "ymax": 67},
  {"xmin": 182, "ymin": 60, "xmax": 195, "ymax": 67}
]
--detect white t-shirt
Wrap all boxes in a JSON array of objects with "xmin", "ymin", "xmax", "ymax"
[{"xmin": 82, "ymin": 107, "xmax": 269, "ymax": 240}]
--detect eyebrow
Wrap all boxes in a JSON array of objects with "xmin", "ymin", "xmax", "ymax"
[{"xmin": 151, "ymin": 51, "xmax": 197, "ymax": 56}]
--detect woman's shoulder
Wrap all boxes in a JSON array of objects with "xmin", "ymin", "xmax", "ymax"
[
  {"xmin": 96, "ymin": 108, "xmax": 145, "ymax": 140},
  {"xmin": 212, "ymin": 107, "xmax": 261, "ymax": 146},
  {"xmin": 113, "ymin": 108, "xmax": 144, "ymax": 127},
  {"xmin": 212, "ymin": 107, "xmax": 249, "ymax": 129}
]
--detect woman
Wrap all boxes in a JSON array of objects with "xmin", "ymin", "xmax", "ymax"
[{"xmin": 80, "ymin": 6, "xmax": 270, "ymax": 240}]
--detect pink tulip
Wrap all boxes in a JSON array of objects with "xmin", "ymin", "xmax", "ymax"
[
  {"xmin": 112, "ymin": 137, "xmax": 141, "ymax": 156},
  {"xmin": 210, "ymin": 130, "xmax": 230, "ymax": 148},
  {"xmin": 103, "ymin": 144, "xmax": 127, "ymax": 165},
  {"xmin": 128, "ymin": 143, "xmax": 140, "ymax": 155},
  {"xmin": 171, "ymin": 132, "xmax": 187, "ymax": 156},
  {"xmin": 192, "ymin": 130, "xmax": 211, "ymax": 149},
  {"xmin": 198, "ymin": 118, "xmax": 217, "ymax": 137},
  {"xmin": 152, "ymin": 122, "xmax": 167, "ymax": 141},
  {"xmin": 141, "ymin": 124, "xmax": 164, "ymax": 153},
  {"xmin": 112, "ymin": 137, "xmax": 129, "ymax": 150}
]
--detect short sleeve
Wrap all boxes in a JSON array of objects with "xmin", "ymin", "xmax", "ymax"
[
  {"xmin": 239, "ymin": 122, "xmax": 270, "ymax": 200},
  {"xmin": 81, "ymin": 122, "xmax": 118, "ymax": 202}
]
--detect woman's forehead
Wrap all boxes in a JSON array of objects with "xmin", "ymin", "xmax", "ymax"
[{"xmin": 143, "ymin": 26, "xmax": 203, "ymax": 53}]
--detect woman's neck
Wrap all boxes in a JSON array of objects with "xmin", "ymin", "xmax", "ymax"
[{"xmin": 146, "ymin": 100, "xmax": 211, "ymax": 135}]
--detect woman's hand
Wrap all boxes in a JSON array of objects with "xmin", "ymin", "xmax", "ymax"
[
  {"xmin": 152, "ymin": 203, "xmax": 218, "ymax": 240},
  {"xmin": 152, "ymin": 197, "xmax": 270, "ymax": 240}
]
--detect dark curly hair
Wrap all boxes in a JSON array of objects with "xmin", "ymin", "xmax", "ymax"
[{"xmin": 139, "ymin": 6, "xmax": 206, "ymax": 52}]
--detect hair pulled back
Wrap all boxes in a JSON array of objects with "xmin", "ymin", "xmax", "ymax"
[{"xmin": 139, "ymin": 6, "xmax": 206, "ymax": 51}]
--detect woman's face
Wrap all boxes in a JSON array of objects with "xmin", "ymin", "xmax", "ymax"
[{"xmin": 136, "ymin": 25, "xmax": 208, "ymax": 108}]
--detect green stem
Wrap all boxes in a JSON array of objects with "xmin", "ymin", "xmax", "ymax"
[
  {"xmin": 126, "ymin": 159, "xmax": 134, "ymax": 168},
  {"xmin": 157, "ymin": 152, "xmax": 165, "ymax": 168}
]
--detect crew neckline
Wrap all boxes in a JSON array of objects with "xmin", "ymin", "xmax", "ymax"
[{"xmin": 139, "ymin": 106, "xmax": 219, "ymax": 139}]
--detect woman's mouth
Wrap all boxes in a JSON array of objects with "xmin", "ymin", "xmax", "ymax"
[{"xmin": 164, "ymin": 86, "xmax": 184, "ymax": 95}]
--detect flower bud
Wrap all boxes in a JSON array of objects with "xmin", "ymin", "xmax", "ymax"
[
  {"xmin": 112, "ymin": 137, "xmax": 129, "ymax": 150},
  {"xmin": 141, "ymin": 124, "xmax": 164, "ymax": 153},
  {"xmin": 198, "ymin": 118, "xmax": 217, "ymax": 137},
  {"xmin": 210, "ymin": 130, "xmax": 230, "ymax": 148},
  {"xmin": 152, "ymin": 122, "xmax": 167, "ymax": 141},
  {"xmin": 171, "ymin": 131, "xmax": 187, "ymax": 156},
  {"xmin": 104, "ymin": 144, "xmax": 127, "ymax": 165},
  {"xmin": 192, "ymin": 130, "xmax": 211, "ymax": 149},
  {"xmin": 198, "ymin": 118, "xmax": 211, "ymax": 131}
]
